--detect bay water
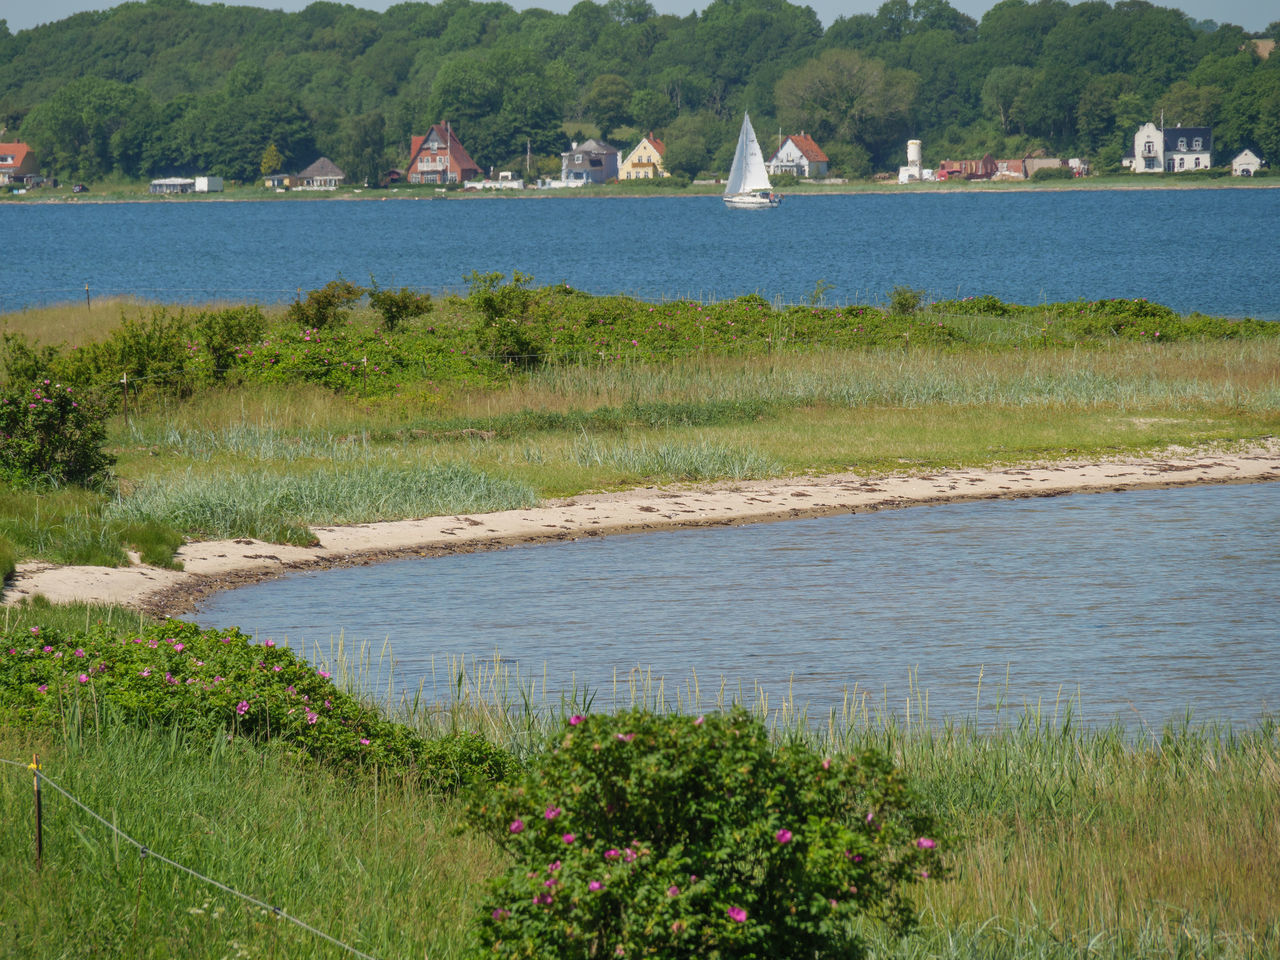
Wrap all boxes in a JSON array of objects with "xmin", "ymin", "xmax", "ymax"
[
  {"xmin": 6, "ymin": 188, "xmax": 1279, "ymax": 318},
  {"xmin": 194, "ymin": 482, "xmax": 1280, "ymax": 728}
]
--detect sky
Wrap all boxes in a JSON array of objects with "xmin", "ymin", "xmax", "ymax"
[{"xmin": 2, "ymin": 0, "xmax": 1272, "ymax": 34}]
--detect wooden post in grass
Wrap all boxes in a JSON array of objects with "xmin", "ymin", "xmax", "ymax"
[
  {"xmin": 362, "ymin": 356, "xmax": 368, "ymax": 393},
  {"xmin": 120, "ymin": 372, "xmax": 129, "ymax": 423},
  {"xmin": 30, "ymin": 754, "xmax": 42, "ymax": 868},
  {"xmin": 85, "ymin": 282, "xmax": 90, "ymax": 310}
]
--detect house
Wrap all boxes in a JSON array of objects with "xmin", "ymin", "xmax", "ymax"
[
  {"xmin": 149, "ymin": 177, "xmax": 196, "ymax": 194},
  {"xmin": 561, "ymin": 139, "xmax": 618, "ymax": 184},
  {"xmin": 264, "ymin": 172, "xmax": 291, "ymax": 188},
  {"xmin": 407, "ymin": 125, "xmax": 480, "ymax": 185},
  {"xmin": 295, "ymin": 157, "xmax": 346, "ymax": 189},
  {"xmin": 1123, "ymin": 122, "xmax": 1212, "ymax": 173},
  {"xmin": 194, "ymin": 176, "xmax": 223, "ymax": 193},
  {"xmin": 767, "ymin": 133, "xmax": 828, "ymax": 178},
  {"xmin": 1232, "ymin": 149, "xmax": 1263, "ymax": 176},
  {"xmin": 618, "ymin": 133, "xmax": 668, "ymax": 179},
  {"xmin": 0, "ymin": 142, "xmax": 38, "ymax": 185}
]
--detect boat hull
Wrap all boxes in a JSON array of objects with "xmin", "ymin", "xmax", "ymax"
[{"xmin": 724, "ymin": 192, "xmax": 781, "ymax": 209}]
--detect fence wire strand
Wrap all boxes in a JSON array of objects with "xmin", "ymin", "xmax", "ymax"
[{"xmin": 0, "ymin": 757, "xmax": 383, "ymax": 960}]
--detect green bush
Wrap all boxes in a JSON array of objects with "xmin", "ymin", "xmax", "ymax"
[
  {"xmin": 0, "ymin": 380, "xmax": 115, "ymax": 487},
  {"xmin": 285, "ymin": 279, "xmax": 366, "ymax": 329},
  {"xmin": 192, "ymin": 305, "xmax": 267, "ymax": 381},
  {"xmin": 888, "ymin": 285, "xmax": 926, "ymax": 316},
  {"xmin": 1030, "ymin": 166, "xmax": 1075, "ymax": 181},
  {"xmin": 0, "ymin": 619, "xmax": 517, "ymax": 790},
  {"xmin": 368, "ymin": 282, "xmax": 434, "ymax": 333},
  {"xmin": 468, "ymin": 708, "xmax": 945, "ymax": 959}
]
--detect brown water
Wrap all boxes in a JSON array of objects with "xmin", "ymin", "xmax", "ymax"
[{"xmin": 194, "ymin": 482, "xmax": 1280, "ymax": 728}]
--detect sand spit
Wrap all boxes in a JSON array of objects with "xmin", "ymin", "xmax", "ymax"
[{"xmin": 6, "ymin": 443, "xmax": 1278, "ymax": 617}]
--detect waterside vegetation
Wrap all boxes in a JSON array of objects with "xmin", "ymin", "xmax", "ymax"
[
  {"xmin": 2, "ymin": 278, "xmax": 1278, "ymax": 579},
  {"xmin": 1, "ymin": 599, "xmax": 1277, "ymax": 959}
]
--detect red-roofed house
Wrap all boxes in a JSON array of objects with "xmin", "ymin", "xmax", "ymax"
[
  {"xmin": 618, "ymin": 133, "xmax": 668, "ymax": 179},
  {"xmin": 0, "ymin": 142, "xmax": 38, "ymax": 185},
  {"xmin": 767, "ymin": 133, "xmax": 829, "ymax": 178},
  {"xmin": 407, "ymin": 125, "xmax": 481, "ymax": 185}
]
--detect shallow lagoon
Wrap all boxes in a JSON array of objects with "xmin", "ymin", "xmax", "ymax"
[{"xmin": 195, "ymin": 481, "xmax": 1280, "ymax": 728}]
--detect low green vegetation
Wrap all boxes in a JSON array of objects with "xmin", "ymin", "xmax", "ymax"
[
  {"xmin": 1, "ymin": 278, "xmax": 1277, "ymax": 571},
  {"xmin": 1, "ymin": 607, "xmax": 1276, "ymax": 959}
]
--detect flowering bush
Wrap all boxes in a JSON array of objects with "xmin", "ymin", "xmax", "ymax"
[
  {"xmin": 0, "ymin": 380, "xmax": 115, "ymax": 487},
  {"xmin": 0, "ymin": 619, "xmax": 516, "ymax": 791},
  {"xmin": 468, "ymin": 708, "xmax": 945, "ymax": 959}
]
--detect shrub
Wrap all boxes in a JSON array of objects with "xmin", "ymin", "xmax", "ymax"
[
  {"xmin": 368, "ymin": 281, "xmax": 434, "ymax": 333},
  {"xmin": 468, "ymin": 708, "xmax": 945, "ymax": 959},
  {"xmin": 1031, "ymin": 166, "xmax": 1075, "ymax": 181},
  {"xmin": 0, "ymin": 619, "xmax": 517, "ymax": 790},
  {"xmin": 888, "ymin": 285, "xmax": 926, "ymax": 316},
  {"xmin": 0, "ymin": 380, "xmax": 115, "ymax": 487},
  {"xmin": 193, "ymin": 305, "xmax": 267, "ymax": 381},
  {"xmin": 285, "ymin": 279, "xmax": 366, "ymax": 330}
]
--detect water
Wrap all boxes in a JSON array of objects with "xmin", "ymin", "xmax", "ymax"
[
  {"xmin": 6, "ymin": 189, "xmax": 1279, "ymax": 318},
  {"xmin": 193, "ymin": 482, "xmax": 1280, "ymax": 728}
]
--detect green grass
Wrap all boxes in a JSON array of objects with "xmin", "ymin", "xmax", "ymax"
[{"xmin": 1, "ymin": 652, "xmax": 1276, "ymax": 960}]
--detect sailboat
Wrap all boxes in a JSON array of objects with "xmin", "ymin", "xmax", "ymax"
[{"xmin": 723, "ymin": 111, "xmax": 780, "ymax": 209}]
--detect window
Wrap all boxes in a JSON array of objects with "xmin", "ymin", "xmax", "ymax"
[
  {"xmin": 418, "ymin": 158, "xmax": 428, "ymax": 170},
  {"xmin": 1178, "ymin": 157, "xmax": 1185, "ymax": 169},
  {"xmin": 1177, "ymin": 137, "xmax": 1187, "ymax": 151},
  {"xmin": 574, "ymin": 154, "xmax": 582, "ymax": 163},
  {"xmin": 1143, "ymin": 140, "xmax": 1156, "ymax": 156},
  {"xmin": 1194, "ymin": 157, "xmax": 1201, "ymax": 168},
  {"xmin": 1193, "ymin": 138, "xmax": 1202, "ymax": 150}
]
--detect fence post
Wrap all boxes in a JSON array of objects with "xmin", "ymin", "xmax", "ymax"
[
  {"xmin": 362, "ymin": 356, "xmax": 367, "ymax": 392},
  {"xmin": 120, "ymin": 372, "xmax": 129, "ymax": 422},
  {"xmin": 30, "ymin": 754, "xmax": 42, "ymax": 869},
  {"xmin": 85, "ymin": 282, "xmax": 91, "ymax": 310}
]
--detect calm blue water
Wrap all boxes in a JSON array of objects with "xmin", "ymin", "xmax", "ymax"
[
  {"xmin": 194, "ymin": 482, "xmax": 1280, "ymax": 727},
  {"xmin": 5, "ymin": 189, "xmax": 1278, "ymax": 318}
]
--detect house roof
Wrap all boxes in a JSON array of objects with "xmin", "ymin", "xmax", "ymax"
[
  {"xmin": 0, "ymin": 141, "xmax": 32, "ymax": 168},
  {"xmin": 409, "ymin": 125, "xmax": 481, "ymax": 176},
  {"xmin": 787, "ymin": 133, "xmax": 828, "ymax": 163},
  {"xmin": 565, "ymin": 139, "xmax": 617, "ymax": 156},
  {"xmin": 297, "ymin": 156, "xmax": 346, "ymax": 180},
  {"xmin": 1163, "ymin": 127, "xmax": 1211, "ymax": 152},
  {"xmin": 643, "ymin": 134, "xmax": 665, "ymax": 156}
]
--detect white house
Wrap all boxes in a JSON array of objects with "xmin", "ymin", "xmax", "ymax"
[
  {"xmin": 1124, "ymin": 122, "xmax": 1212, "ymax": 173},
  {"xmin": 1231, "ymin": 149, "xmax": 1263, "ymax": 176},
  {"xmin": 766, "ymin": 133, "xmax": 828, "ymax": 178},
  {"xmin": 561, "ymin": 139, "xmax": 618, "ymax": 183}
]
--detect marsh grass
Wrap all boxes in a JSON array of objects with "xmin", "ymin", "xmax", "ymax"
[
  {"xmin": 106, "ymin": 462, "xmax": 539, "ymax": 542},
  {"xmin": 0, "ymin": 488, "xmax": 183, "ymax": 569},
  {"xmin": 2, "ymin": 644, "xmax": 1275, "ymax": 959}
]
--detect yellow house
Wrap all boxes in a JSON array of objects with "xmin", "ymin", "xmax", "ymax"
[{"xmin": 618, "ymin": 133, "xmax": 668, "ymax": 179}]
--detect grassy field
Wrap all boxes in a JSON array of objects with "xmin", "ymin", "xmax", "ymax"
[{"xmin": 1, "ymin": 287, "xmax": 1277, "ymax": 576}]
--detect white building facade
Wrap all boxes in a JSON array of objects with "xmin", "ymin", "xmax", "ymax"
[{"xmin": 1125, "ymin": 122, "xmax": 1212, "ymax": 173}]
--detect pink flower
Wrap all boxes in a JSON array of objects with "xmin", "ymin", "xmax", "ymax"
[
  {"xmin": 29, "ymin": 627, "xmax": 39, "ymax": 635},
  {"xmin": 306, "ymin": 711, "xmax": 318, "ymax": 725},
  {"xmin": 139, "ymin": 668, "xmax": 151, "ymax": 677},
  {"xmin": 776, "ymin": 829, "xmax": 793, "ymax": 844},
  {"xmin": 42, "ymin": 646, "xmax": 52, "ymax": 652},
  {"xmin": 509, "ymin": 820, "xmax": 525, "ymax": 834},
  {"xmin": 604, "ymin": 848, "xmax": 621, "ymax": 860},
  {"xmin": 491, "ymin": 908, "xmax": 509, "ymax": 920},
  {"xmin": 236, "ymin": 701, "xmax": 249, "ymax": 715},
  {"xmin": 77, "ymin": 674, "xmax": 89, "ymax": 683},
  {"xmin": 174, "ymin": 643, "xmax": 184, "ymax": 652},
  {"xmin": 562, "ymin": 833, "xmax": 575, "ymax": 844},
  {"xmin": 667, "ymin": 885, "xmax": 679, "ymax": 896},
  {"xmin": 545, "ymin": 806, "xmax": 561, "ymax": 819},
  {"xmin": 37, "ymin": 684, "xmax": 47, "ymax": 694},
  {"xmin": 360, "ymin": 738, "xmax": 370, "ymax": 745},
  {"xmin": 727, "ymin": 906, "xmax": 747, "ymax": 923},
  {"xmin": 548, "ymin": 860, "xmax": 561, "ymax": 871},
  {"xmin": 616, "ymin": 733, "xmax": 635, "ymax": 742},
  {"xmin": 74, "ymin": 648, "xmax": 85, "ymax": 658},
  {"xmin": 589, "ymin": 880, "xmax": 603, "ymax": 891},
  {"xmin": 916, "ymin": 837, "xmax": 937, "ymax": 850},
  {"xmin": 694, "ymin": 716, "xmax": 704, "ymax": 726},
  {"xmin": 822, "ymin": 758, "xmax": 831, "ymax": 770},
  {"xmin": 569, "ymin": 714, "xmax": 584, "ymax": 725},
  {"xmin": 265, "ymin": 640, "xmax": 275, "ymax": 648}
]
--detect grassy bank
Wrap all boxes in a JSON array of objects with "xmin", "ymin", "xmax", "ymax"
[
  {"xmin": 1, "ymin": 605, "xmax": 1276, "ymax": 959},
  {"xmin": 2, "ymin": 284, "xmax": 1277, "ymax": 572}
]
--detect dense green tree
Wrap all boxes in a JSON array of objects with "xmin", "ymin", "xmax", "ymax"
[{"xmin": 583, "ymin": 73, "xmax": 632, "ymax": 139}]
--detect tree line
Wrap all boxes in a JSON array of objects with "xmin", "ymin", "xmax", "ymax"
[{"xmin": 0, "ymin": 0, "xmax": 1275, "ymax": 184}]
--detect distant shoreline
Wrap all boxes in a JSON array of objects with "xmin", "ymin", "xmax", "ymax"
[{"xmin": 5, "ymin": 177, "xmax": 1278, "ymax": 207}]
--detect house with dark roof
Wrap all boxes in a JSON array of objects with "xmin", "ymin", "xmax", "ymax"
[
  {"xmin": 407, "ymin": 125, "xmax": 481, "ymax": 185},
  {"xmin": 767, "ymin": 133, "xmax": 829, "ymax": 178},
  {"xmin": 296, "ymin": 157, "xmax": 346, "ymax": 189},
  {"xmin": 0, "ymin": 142, "xmax": 38, "ymax": 185},
  {"xmin": 618, "ymin": 133, "xmax": 667, "ymax": 179},
  {"xmin": 561, "ymin": 139, "xmax": 618, "ymax": 184},
  {"xmin": 1123, "ymin": 122, "xmax": 1212, "ymax": 173}
]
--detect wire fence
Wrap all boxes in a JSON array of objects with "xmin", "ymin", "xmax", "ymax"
[{"xmin": 0, "ymin": 755, "xmax": 384, "ymax": 960}]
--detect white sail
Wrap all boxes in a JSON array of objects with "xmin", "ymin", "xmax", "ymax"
[{"xmin": 724, "ymin": 112, "xmax": 773, "ymax": 197}]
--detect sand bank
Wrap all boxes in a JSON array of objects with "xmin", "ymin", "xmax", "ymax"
[{"xmin": 5, "ymin": 442, "xmax": 1278, "ymax": 617}]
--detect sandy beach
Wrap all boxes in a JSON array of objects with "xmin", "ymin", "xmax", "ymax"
[{"xmin": 5, "ymin": 441, "xmax": 1277, "ymax": 617}]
